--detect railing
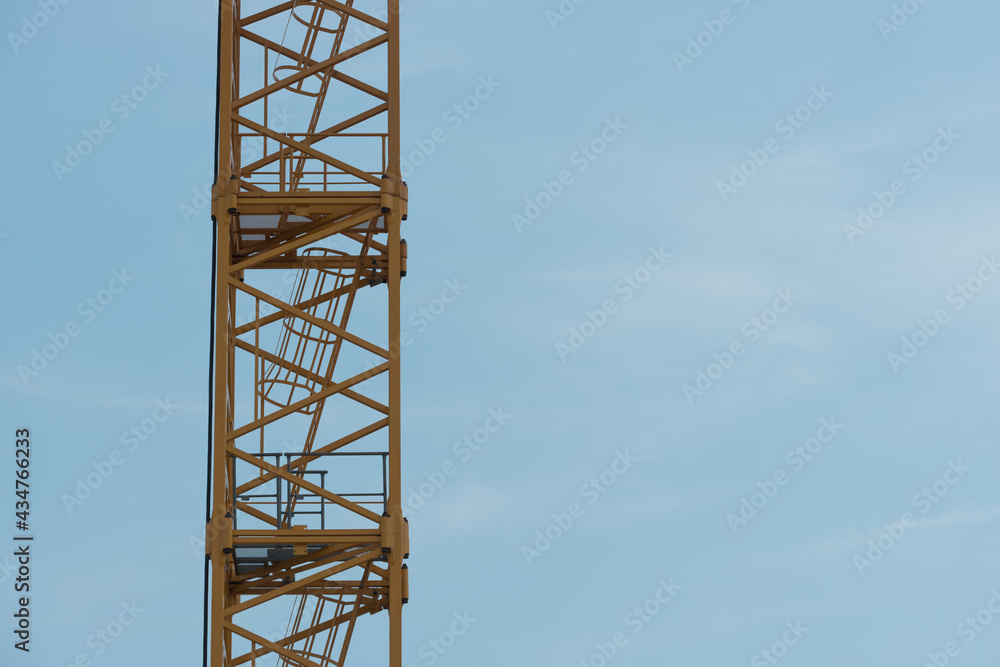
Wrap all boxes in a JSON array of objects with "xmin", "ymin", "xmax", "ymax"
[
  {"xmin": 237, "ymin": 131, "xmax": 388, "ymax": 190},
  {"xmin": 232, "ymin": 451, "xmax": 388, "ymax": 529}
]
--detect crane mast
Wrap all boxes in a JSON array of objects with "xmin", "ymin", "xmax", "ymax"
[{"xmin": 206, "ymin": 1, "xmax": 409, "ymax": 665}]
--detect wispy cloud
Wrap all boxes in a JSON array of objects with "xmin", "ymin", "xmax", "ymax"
[
  {"xmin": 779, "ymin": 504, "xmax": 1000, "ymax": 561},
  {"xmin": 0, "ymin": 372, "xmax": 201, "ymax": 413}
]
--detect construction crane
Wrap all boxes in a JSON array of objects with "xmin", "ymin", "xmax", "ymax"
[{"xmin": 205, "ymin": 1, "xmax": 409, "ymax": 665}]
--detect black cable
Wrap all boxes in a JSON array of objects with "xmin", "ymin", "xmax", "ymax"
[{"xmin": 203, "ymin": 216, "xmax": 217, "ymax": 667}]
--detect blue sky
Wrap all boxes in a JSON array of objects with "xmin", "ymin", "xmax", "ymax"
[{"xmin": 2, "ymin": 0, "xmax": 1000, "ymax": 665}]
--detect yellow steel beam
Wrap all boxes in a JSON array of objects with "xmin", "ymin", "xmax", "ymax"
[
  {"xmin": 225, "ymin": 363, "xmax": 389, "ymax": 441},
  {"xmin": 224, "ymin": 547, "xmax": 381, "ymax": 616},
  {"xmin": 231, "ymin": 206, "xmax": 380, "ymax": 270},
  {"xmin": 228, "ymin": 279, "xmax": 389, "ymax": 359},
  {"xmin": 234, "ymin": 418, "xmax": 389, "ymax": 495},
  {"xmin": 240, "ymin": 104, "xmax": 389, "ymax": 175},
  {"xmin": 225, "ymin": 446, "xmax": 383, "ymax": 523},
  {"xmin": 232, "ymin": 115, "xmax": 382, "ymax": 186},
  {"xmin": 233, "ymin": 35, "xmax": 387, "ymax": 110}
]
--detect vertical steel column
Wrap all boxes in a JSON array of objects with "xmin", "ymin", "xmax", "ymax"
[
  {"xmin": 209, "ymin": 2, "xmax": 236, "ymax": 665},
  {"xmin": 386, "ymin": 2, "xmax": 403, "ymax": 665}
]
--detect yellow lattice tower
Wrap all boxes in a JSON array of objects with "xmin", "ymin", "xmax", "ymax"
[{"xmin": 206, "ymin": 1, "xmax": 409, "ymax": 665}]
